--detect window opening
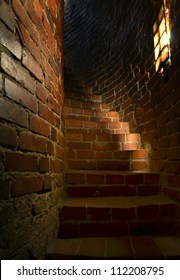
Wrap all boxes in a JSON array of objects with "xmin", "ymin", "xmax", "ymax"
[{"xmin": 153, "ymin": 0, "xmax": 171, "ymax": 78}]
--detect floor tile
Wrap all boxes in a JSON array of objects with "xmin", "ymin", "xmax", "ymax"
[
  {"xmin": 131, "ymin": 236, "xmax": 165, "ymax": 259},
  {"xmin": 154, "ymin": 237, "xmax": 180, "ymax": 259},
  {"xmin": 106, "ymin": 237, "xmax": 134, "ymax": 259}
]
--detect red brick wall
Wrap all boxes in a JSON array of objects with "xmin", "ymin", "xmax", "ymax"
[{"xmin": 0, "ymin": 0, "xmax": 64, "ymax": 259}]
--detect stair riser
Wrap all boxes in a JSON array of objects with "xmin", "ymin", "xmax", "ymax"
[
  {"xmin": 67, "ymin": 159, "xmax": 148, "ymax": 171},
  {"xmin": 64, "ymin": 113, "xmax": 120, "ymax": 123},
  {"xmin": 66, "ymin": 172, "xmax": 161, "ymax": 185},
  {"xmin": 67, "ymin": 132, "xmax": 140, "ymax": 143},
  {"xmin": 67, "ymin": 142, "xmax": 141, "ymax": 152},
  {"xmin": 60, "ymin": 204, "xmax": 176, "ymax": 221},
  {"xmin": 66, "ymin": 185, "xmax": 161, "ymax": 197},
  {"xmin": 59, "ymin": 220, "xmax": 176, "ymax": 238},
  {"xmin": 64, "ymin": 99, "xmax": 109, "ymax": 111}
]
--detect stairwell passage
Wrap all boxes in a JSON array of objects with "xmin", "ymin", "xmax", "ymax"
[{"xmin": 46, "ymin": 93, "xmax": 180, "ymax": 260}]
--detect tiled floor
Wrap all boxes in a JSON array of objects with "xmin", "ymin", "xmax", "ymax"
[{"xmin": 46, "ymin": 236, "xmax": 180, "ymax": 260}]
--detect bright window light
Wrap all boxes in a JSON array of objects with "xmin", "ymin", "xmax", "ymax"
[{"xmin": 153, "ymin": 0, "xmax": 171, "ymax": 73}]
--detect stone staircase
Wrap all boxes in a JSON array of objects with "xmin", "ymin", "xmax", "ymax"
[{"xmin": 46, "ymin": 93, "xmax": 180, "ymax": 259}]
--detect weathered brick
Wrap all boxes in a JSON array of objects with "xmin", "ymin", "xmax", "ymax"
[
  {"xmin": 0, "ymin": 73, "xmax": 3, "ymax": 92},
  {"xmin": 12, "ymin": 175, "xmax": 43, "ymax": 197},
  {"xmin": 137, "ymin": 205, "xmax": 159, "ymax": 219},
  {"xmin": 46, "ymin": 140, "xmax": 55, "ymax": 155},
  {"xmin": 0, "ymin": 123, "xmax": 18, "ymax": 147},
  {"xmin": 92, "ymin": 142, "xmax": 120, "ymax": 151},
  {"xmin": 125, "ymin": 174, "xmax": 144, "ymax": 185},
  {"xmin": 22, "ymin": 49, "xmax": 43, "ymax": 82},
  {"xmin": 0, "ymin": 22, "xmax": 22, "ymax": 59},
  {"xmin": 67, "ymin": 132, "xmax": 82, "ymax": 141},
  {"xmin": 47, "ymin": 94, "xmax": 60, "ymax": 115},
  {"xmin": 50, "ymin": 159, "xmax": 62, "ymax": 172},
  {"xmin": 97, "ymin": 160, "xmax": 130, "ymax": 170},
  {"xmin": 123, "ymin": 142, "xmax": 140, "ymax": 150},
  {"xmin": 43, "ymin": 175, "xmax": 52, "ymax": 191},
  {"xmin": 160, "ymin": 204, "xmax": 177, "ymax": 218},
  {"xmin": 39, "ymin": 157, "xmax": 50, "ymax": 173},
  {"xmin": 39, "ymin": 102, "xmax": 55, "ymax": 125},
  {"xmin": 144, "ymin": 173, "xmax": 160, "ymax": 184},
  {"xmin": 106, "ymin": 174, "xmax": 124, "ymax": 184},
  {"xmin": 131, "ymin": 149, "xmax": 147, "ymax": 159},
  {"xmin": 5, "ymin": 79, "xmax": 37, "ymax": 113},
  {"xmin": 12, "ymin": 0, "xmax": 39, "ymax": 46},
  {"xmin": 86, "ymin": 174, "xmax": 105, "ymax": 184},
  {"xmin": 83, "ymin": 133, "xmax": 96, "ymax": 141},
  {"xmin": 132, "ymin": 161, "xmax": 147, "ymax": 171},
  {"xmin": 29, "ymin": 114, "xmax": 50, "ymax": 137},
  {"xmin": 66, "ymin": 172, "xmax": 85, "ymax": 184},
  {"xmin": 1, "ymin": 52, "xmax": 36, "ymax": 94},
  {"xmin": 19, "ymin": 131, "xmax": 46, "ymax": 153},
  {"xmin": 56, "ymin": 145, "xmax": 64, "ymax": 159},
  {"xmin": 47, "ymin": 0, "xmax": 57, "ymax": 18},
  {"xmin": 33, "ymin": 0, "xmax": 43, "ymax": 20},
  {"xmin": 57, "ymin": 132, "xmax": 65, "ymax": 147},
  {"xmin": 65, "ymin": 119, "xmax": 84, "ymax": 128},
  {"xmin": 168, "ymin": 148, "xmax": 180, "ymax": 160},
  {"xmin": 36, "ymin": 83, "xmax": 47, "ymax": 103},
  {"xmin": 0, "ymin": 98, "xmax": 28, "ymax": 127},
  {"xmin": 18, "ymin": 20, "xmax": 42, "ymax": 64},
  {"xmin": 51, "ymin": 126, "xmax": 57, "ymax": 141},
  {"xmin": 0, "ymin": 1, "xmax": 16, "ymax": 31},
  {"xmin": 88, "ymin": 207, "xmax": 110, "ymax": 220},
  {"xmin": 97, "ymin": 134, "xmax": 111, "ymax": 141},
  {"xmin": 96, "ymin": 151, "xmax": 113, "ymax": 159},
  {"xmin": 62, "ymin": 206, "xmax": 86, "ymax": 220},
  {"xmin": 68, "ymin": 142, "xmax": 91, "ymax": 150},
  {"xmin": 0, "ymin": 178, "xmax": 11, "ymax": 200},
  {"xmin": 68, "ymin": 159, "xmax": 96, "ymax": 170},
  {"xmin": 5, "ymin": 152, "xmax": 38, "ymax": 172},
  {"xmin": 77, "ymin": 150, "xmax": 94, "ymax": 160},
  {"xmin": 112, "ymin": 207, "xmax": 136, "ymax": 219}
]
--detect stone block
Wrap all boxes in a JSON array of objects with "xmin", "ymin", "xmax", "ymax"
[{"xmin": 0, "ymin": 22, "xmax": 22, "ymax": 59}]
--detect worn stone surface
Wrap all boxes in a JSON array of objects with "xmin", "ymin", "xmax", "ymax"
[
  {"xmin": 0, "ymin": 22, "xmax": 22, "ymax": 59},
  {"xmin": 0, "ymin": 1, "xmax": 16, "ymax": 31},
  {"xmin": 0, "ymin": 98, "xmax": 28, "ymax": 127},
  {"xmin": 22, "ymin": 49, "xmax": 43, "ymax": 82},
  {"xmin": 0, "ymin": 189, "xmax": 61, "ymax": 259},
  {"xmin": 1, "ymin": 52, "xmax": 36, "ymax": 94},
  {"xmin": 5, "ymin": 79, "xmax": 38, "ymax": 113},
  {"xmin": 0, "ymin": 73, "xmax": 3, "ymax": 92}
]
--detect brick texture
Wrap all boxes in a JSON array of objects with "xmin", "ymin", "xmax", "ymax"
[{"xmin": 0, "ymin": 0, "xmax": 64, "ymax": 260}]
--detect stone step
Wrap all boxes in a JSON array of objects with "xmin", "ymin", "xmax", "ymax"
[
  {"xmin": 67, "ymin": 158, "xmax": 147, "ymax": 171},
  {"xmin": 66, "ymin": 125, "xmax": 130, "ymax": 135},
  {"xmin": 67, "ymin": 146, "xmax": 147, "ymax": 170},
  {"xmin": 67, "ymin": 134, "xmax": 142, "ymax": 154},
  {"xmin": 64, "ymin": 98, "xmax": 110, "ymax": 111},
  {"xmin": 65, "ymin": 170, "xmax": 161, "ymax": 197},
  {"xmin": 65, "ymin": 119, "xmax": 130, "ymax": 134},
  {"xmin": 46, "ymin": 236, "xmax": 180, "ymax": 259},
  {"xmin": 66, "ymin": 184, "xmax": 161, "ymax": 198},
  {"xmin": 64, "ymin": 106, "xmax": 119, "ymax": 121},
  {"xmin": 59, "ymin": 195, "xmax": 177, "ymax": 238},
  {"xmin": 65, "ymin": 171, "xmax": 161, "ymax": 185},
  {"xmin": 67, "ymin": 132, "xmax": 141, "ymax": 145}
]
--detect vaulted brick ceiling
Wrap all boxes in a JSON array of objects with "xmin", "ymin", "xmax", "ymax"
[{"xmin": 64, "ymin": 0, "xmax": 131, "ymax": 88}]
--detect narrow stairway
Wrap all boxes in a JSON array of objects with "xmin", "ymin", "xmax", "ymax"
[{"xmin": 46, "ymin": 91, "xmax": 180, "ymax": 260}]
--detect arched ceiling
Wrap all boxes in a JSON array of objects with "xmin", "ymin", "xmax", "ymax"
[{"xmin": 64, "ymin": 0, "xmax": 132, "ymax": 87}]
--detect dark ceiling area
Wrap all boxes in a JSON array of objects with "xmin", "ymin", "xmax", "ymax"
[{"xmin": 64, "ymin": 0, "xmax": 133, "ymax": 87}]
